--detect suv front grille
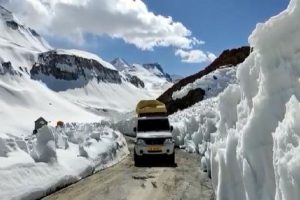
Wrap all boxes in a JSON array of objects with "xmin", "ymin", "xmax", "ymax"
[{"xmin": 144, "ymin": 138, "xmax": 166, "ymax": 145}]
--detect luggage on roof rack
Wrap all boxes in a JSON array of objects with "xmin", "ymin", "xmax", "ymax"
[{"xmin": 136, "ymin": 100, "xmax": 167, "ymax": 117}]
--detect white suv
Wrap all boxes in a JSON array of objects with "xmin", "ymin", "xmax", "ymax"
[{"xmin": 133, "ymin": 116, "xmax": 175, "ymax": 165}]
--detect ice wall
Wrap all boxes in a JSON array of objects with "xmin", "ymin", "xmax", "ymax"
[{"xmin": 211, "ymin": 0, "xmax": 300, "ymax": 199}]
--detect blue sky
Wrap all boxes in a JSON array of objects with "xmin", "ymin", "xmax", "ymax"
[{"xmin": 44, "ymin": 0, "xmax": 288, "ymax": 76}]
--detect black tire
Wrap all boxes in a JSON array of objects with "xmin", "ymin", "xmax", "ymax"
[
  {"xmin": 134, "ymin": 151, "xmax": 142, "ymax": 166},
  {"xmin": 167, "ymin": 152, "xmax": 175, "ymax": 165}
]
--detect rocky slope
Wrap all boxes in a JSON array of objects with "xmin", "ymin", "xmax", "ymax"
[
  {"xmin": 31, "ymin": 50, "xmax": 122, "ymax": 91},
  {"xmin": 158, "ymin": 46, "xmax": 251, "ymax": 114}
]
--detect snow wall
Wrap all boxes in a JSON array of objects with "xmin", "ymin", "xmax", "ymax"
[
  {"xmin": 211, "ymin": 0, "xmax": 300, "ymax": 199},
  {"xmin": 0, "ymin": 123, "xmax": 129, "ymax": 200},
  {"xmin": 170, "ymin": 0, "xmax": 300, "ymax": 199}
]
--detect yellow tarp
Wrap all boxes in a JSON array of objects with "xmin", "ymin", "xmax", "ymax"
[{"xmin": 136, "ymin": 100, "xmax": 167, "ymax": 114}]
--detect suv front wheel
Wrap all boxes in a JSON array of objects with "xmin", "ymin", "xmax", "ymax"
[
  {"xmin": 167, "ymin": 152, "xmax": 175, "ymax": 165},
  {"xmin": 134, "ymin": 151, "xmax": 142, "ymax": 166}
]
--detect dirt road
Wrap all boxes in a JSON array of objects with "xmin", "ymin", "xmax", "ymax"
[{"xmin": 43, "ymin": 138, "xmax": 214, "ymax": 200}]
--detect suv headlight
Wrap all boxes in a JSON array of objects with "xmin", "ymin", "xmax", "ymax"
[
  {"xmin": 137, "ymin": 139, "xmax": 146, "ymax": 145},
  {"xmin": 164, "ymin": 138, "xmax": 174, "ymax": 144}
]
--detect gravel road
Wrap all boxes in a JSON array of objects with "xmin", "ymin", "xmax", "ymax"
[{"xmin": 43, "ymin": 137, "xmax": 214, "ymax": 200}]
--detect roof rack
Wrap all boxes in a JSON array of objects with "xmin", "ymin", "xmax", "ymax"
[{"xmin": 136, "ymin": 100, "xmax": 167, "ymax": 117}]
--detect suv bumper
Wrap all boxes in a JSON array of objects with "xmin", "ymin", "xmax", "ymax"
[{"xmin": 134, "ymin": 143, "xmax": 175, "ymax": 156}]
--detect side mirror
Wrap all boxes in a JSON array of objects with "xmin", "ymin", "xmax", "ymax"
[{"xmin": 170, "ymin": 126, "xmax": 173, "ymax": 132}]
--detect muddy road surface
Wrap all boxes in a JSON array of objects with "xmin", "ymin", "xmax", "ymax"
[{"xmin": 43, "ymin": 137, "xmax": 214, "ymax": 200}]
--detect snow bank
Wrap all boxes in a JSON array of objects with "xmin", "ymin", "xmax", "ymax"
[
  {"xmin": 166, "ymin": 1, "xmax": 300, "ymax": 199},
  {"xmin": 169, "ymin": 98, "xmax": 219, "ymax": 151},
  {"xmin": 111, "ymin": 116, "xmax": 137, "ymax": 137},
  {"xmin": 170, "ymin": 1, "xmax": 300, "ymax": 199},
  {"xmin": 172, "ymin": 67, "xmax": 237, "ymax": 100},
  {"xmin": 0, "ymin": 75, "xmax": 103, "ymax": 137},
  {"xmin": 207, "ymin": 0, "xmax": 300, "ymax": 199},
  {"xmin": 31, "ymin": 126, "xmax": 57, "ymax": 163},
  {"xmin": 0, "ymin": 123, "xmax": 129, "ymax": 200},
  {"xmin": 273, "ymin": 96, "xmax": 300, "ymax": 200}
]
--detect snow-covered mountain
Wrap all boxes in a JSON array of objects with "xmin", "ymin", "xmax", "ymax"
[
  {"xmin": 0, "ymin": 6, "xmax": 50, "ymax": 69},
  {"xmin": 111, "ymin": 57, "xmax": 130, "ymax": 71},
  {"xmin": 110, "ymin": 58, "xmax": 173, "ymax": 97},
  {"xmin": 31, "ymin": 50, "xmax": 122, "ymax": 91},
  {"xmin": 0, "ymin": 7, "xmax": 172, "ymax": 137},
  {"xmin": 0, "ymin": 6, "xmax": 101, "ymax": 135},
  {"xmin": 142, "ymin": 63, "xmax": 172, "ymax": 82},
  {"xmin": 0, "ymin": 7, "xmax": 144, "ymax": 199}
]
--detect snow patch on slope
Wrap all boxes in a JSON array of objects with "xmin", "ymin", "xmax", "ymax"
[
  {"xmin": 172, "ymin": 67, "xmax": 237, "ymax": 100},
  {"xmin": 111, "ymin": 57, "xmax": 130, "ymax": 71},
  {"xmin": 0, "ymin": 6, "xmax": 50, "ymax": 69},
  {"xmin": 128, "ymin": 64, "xmax": 173, "ymax": 98},
  {"xmin": 59, "ymin": 79, "xmax": 154, "ymax": 113},
  {"xmin": 0, "ymin": 75, "xmax": 101, "ymax": 137}
]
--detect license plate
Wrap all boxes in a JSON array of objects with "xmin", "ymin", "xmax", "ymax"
[{"xmin": 147, "ymin": 146, "xmax": 162, "ymax": 152}]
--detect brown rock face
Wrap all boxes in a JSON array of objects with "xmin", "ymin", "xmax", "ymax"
[
  {"xmin": 166, "ymin": 88, "xmax": 205, "ymax": 114},
  {"xmin": 158, "ymin": 46, "xmax": 251, "ymax": 114}
]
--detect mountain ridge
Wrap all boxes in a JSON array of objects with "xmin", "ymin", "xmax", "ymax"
[{"xmin": 158, "ymin": 46, "xmax": 251, "ymax": 114}]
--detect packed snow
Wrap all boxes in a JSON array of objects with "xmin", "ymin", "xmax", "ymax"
[
  {"xmin": 0, "ymin": 123, "xmax": 129, "ymax": 200},
  {"xmin": 169, "ymin": 97, "xmax": 219, "ymax": 153},
  {"xmin": 172, "ymin": 66, "xmax": 237, "ymax": 100},
  {"xmin": 170, "ymin": 0, "xmax": 300, "ymax": 199}
]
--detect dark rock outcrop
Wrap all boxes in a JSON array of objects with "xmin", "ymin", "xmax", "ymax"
[
  {"xmin": 167, "ymin": 88, "xmax": 205, "ymax": 114},
  {"xmin": 158, "ymin": 46, "xmax": 251, "ymax": 114},
  {"xmin": 0, "ymin": 62, "xmax": 21, "ymax": 76},
  {"xmin": 31, "ymin": 50, "xmax": 122, "ymax": 91},
  {"xmin": 6, "ymin": 20, "xmax": 18, "ymax": 30},
  {"xmin": 125, "ymin": 74, "xmax": 145, "ymax": 88}
]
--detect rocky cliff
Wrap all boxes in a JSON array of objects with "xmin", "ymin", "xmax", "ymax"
[
  {"xmin": 31, "ymin": 50, "xmax": 122, "ymax": 91},
  {"xmin": 158, "ymin": 46, "xmax": 251, "ymax": 114}
]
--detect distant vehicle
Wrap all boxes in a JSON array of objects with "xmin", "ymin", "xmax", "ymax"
[{"xmin": 133, "ymin": 100, "xmax": 175, "ymax": 166}]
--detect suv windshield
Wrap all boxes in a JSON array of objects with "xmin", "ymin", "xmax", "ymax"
[{"xmin": 137, "ymin": 118, "xmax": 170, "ymax": 132}]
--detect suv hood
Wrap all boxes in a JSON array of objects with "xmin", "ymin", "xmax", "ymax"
[{"xmin": 137, "ymin": 131, "xmax": 172, "ymax": 139}]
